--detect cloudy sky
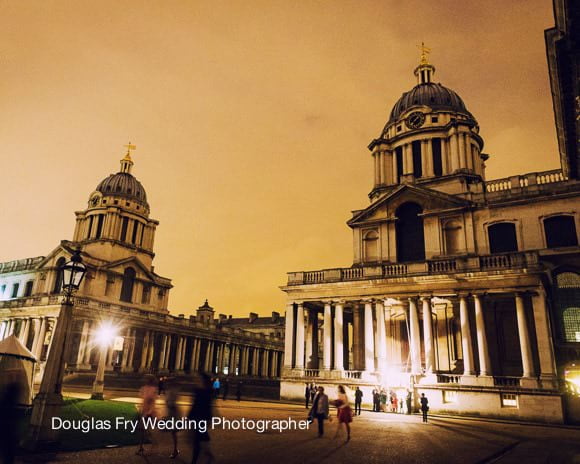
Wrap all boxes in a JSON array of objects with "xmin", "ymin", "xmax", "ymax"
[{"xmin": 0, "ymin": 0, "xmax": 558, "ymax": 316}]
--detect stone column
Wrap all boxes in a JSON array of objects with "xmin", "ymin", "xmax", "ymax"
[
  {"xmin": 450, "ymin": 131, "xmax": 459, "ymax": 172},
  {"xmin": 125, "ymin": 328, "xmax": 135, "ymax": 370},
  {"xmin": 531, "ymin": 289, "xmax": 557, "ymax": 383},
  {"xmin": 0, "ymin": 320, "xmax": 7, "ymax": 340},
  {"xmin": 441, "ymin": 138, "xmax": 449, "ymax": 174},
  {"xmin": 34, "ymin": 317, "xmax": 48, "ymax": 360},
  {"xmin": 284, "ymin": 303, "xmax": 294, "ymax": 368},
  {"xmin": 364, "ymin": 302, "xmax": 375, "ymax": 372},
  {"xmin": 334, "ymin": 302, "xmax": 344, "ymax": 371},
  {"xmin": 352, "ymin": 305, "xmax": 362, "ymax": 370},
  {"xmin": 305, "ymin": 310, "xmax": 313, "ymax": 368},
  {"xmin": 409, "ymin": 298, "xmax": 422, "ymax": 374},
  {"xmin": 323, "ymin": 303, "xmax": 332, "ymax": 370},
  {"xmin": 140, "ymin": 331, "xmax": 150, "ymax": 369},
  {"xmin": 189, "ymin": 338, "xmax": 198, "ymax": 372},
  {"xmin": 392, "ymin": 151, "xmax": 398, "ymax": 183},
  {"xmin": 376, "ymin": 301, "xmax": 387, "ymax": 373},
  {"xmin": 76, "ymin": 319, "xmax": 90, "ymax": 365},
  {"xmin": 515, "ymin": 293, "xmax": 535, "ymax": 378},
  {"xmin": 459, "ymin": 296, "xmax": 475, "ymax": 375},
  {"xmin": 19, "ymin": 318, "xmax": 31, "ymax": 345},
  {"xmin": 404, "ymin": 144, "xmax": 413, "ymax": 175},
  {"xmin": 379, "ymin": 150, "xmax": 386, "ymax": 184},
  {"xmin": 473, "ymin": 294, "xmax": 491, "ymax": 376},
  {"xmin": 175, "ymin": 337, "xmax": 184, "ymax": 371},
  {"xmin": 295, "ymin": 304, "xmax": 305, "ymax": 369},
  {"xmin": 424, "ymin": 139, "xmax": 434, "ymax": 177},
  {"xmin": 421, "ymin": 297, "xmax": 435, "ymax": 374},
  {"xmin": 373, "ymin": 152, "xmax": 379, "ymax": 186},
  {"xmin": 158, "ymin": 334, "xmax": 168, "ymax": 369},
  {"xmin": 458, "ymin": 132, "xmax": 467, "ymax": 168}
]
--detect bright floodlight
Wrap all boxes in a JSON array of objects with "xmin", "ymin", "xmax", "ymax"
[{"xmin": 94, "ymin": 322, "xmax": 117, "ymax": 346}]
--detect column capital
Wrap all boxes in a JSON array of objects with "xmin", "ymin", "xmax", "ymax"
[{"xmin": 383, "ymin": 297, "xmax": 400, "ymax": 306}]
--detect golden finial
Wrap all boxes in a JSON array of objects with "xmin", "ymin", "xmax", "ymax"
[
  {"xmin": 417, "ymin": 42, "xmax": 431, "ymax": 65},
  {"xmin": 123, "ymin": 142, "xmax": 136, "ymax": 161}
]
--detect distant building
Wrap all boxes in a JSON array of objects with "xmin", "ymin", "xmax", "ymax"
[
  {"xmin": 219, "ymin": 310, "xmax": 285, "ymax": 338},
  {"xmin": 0, "ymin": 151, "xmax": 283, "ymax": 380},
  {"xmin": 280, "ymin": 3, "xmax": 580, "ymax": 423}
]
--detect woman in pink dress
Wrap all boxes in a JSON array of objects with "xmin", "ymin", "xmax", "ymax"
[{"xmin": 333, "ymin": 385, "xmax": 352, "ymax": 441}]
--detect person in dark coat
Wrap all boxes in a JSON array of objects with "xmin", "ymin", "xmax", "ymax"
[
  {"xmin": 0, "ymin": 383, "xmax": 22, "ymax": 464},
  {"xmin": 236, "ymin": 381, "xmax": 242, "ymax": 401},
  {"xmin": 354, "ymin": 387, "xmax": 363, "ymax": 415},
  {"xmin": 222, "ymin": 379, "xmax": 229, "ymax": 400},
  {"xmin": 406, "ymin": 390, "xmax": 413, "ymax": 415},
  {"xmin": 308, "ymin": 386, "xmax": 329, "ymax": 437},
  {"xmin": 189, "ymin": 373, "xmax": 215, "ymax": 464},
  {"xmin": 305, "ymin": 383, "xmax": 311, "ymax": 409},
  {"xmin": 372, "ymin": 389, "xmax": 380, "ymax": 412},
  {"xmin": 420, "ymin": 393, "xmax": 429, "ymax": 423}
]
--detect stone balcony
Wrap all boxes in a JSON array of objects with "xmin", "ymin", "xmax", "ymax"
[{"xmin": 287, "ymin": 251, "xmax": 540, "ymax": 286}]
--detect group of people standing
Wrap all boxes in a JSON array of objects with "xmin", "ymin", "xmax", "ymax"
[
  {"xmin": 137, "ymin": 373, "xmax": 215, "ymax": 464},
  {"xmin": 308, "ymin": 385, "xmax": 353, "ymax": 441},
  {"xmin": 371, "ymin": 388, "xmax": 411, "ymax": 414}
]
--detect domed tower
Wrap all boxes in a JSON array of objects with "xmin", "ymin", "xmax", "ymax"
[
  {"xmin": 71, "ymin": 146, "xmax": 160, "ymax": 268},
  {"xmin": 368, "ymin": 48, "xmax": 487, "ymax": 201}
]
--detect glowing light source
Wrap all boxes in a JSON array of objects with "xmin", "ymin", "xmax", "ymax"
[{"xmin": 94, "ymin": 321, "xmax": 117, "ymax": 346}]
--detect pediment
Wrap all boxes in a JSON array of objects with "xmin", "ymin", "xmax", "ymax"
[
  {"xmin": 101, "ymin": 256, "xmax": 156, "ymax": 281},
  {"xmin": 348, "ymin": 184, "xmax": 472, "ymax": 226}
]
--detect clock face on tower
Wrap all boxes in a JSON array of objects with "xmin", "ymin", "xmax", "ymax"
[{"xmin": 405, "ymin": 111, "xmax": 426, "ymax": 129}]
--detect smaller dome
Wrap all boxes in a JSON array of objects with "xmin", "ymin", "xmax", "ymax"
[
  {"xmin": 96, "ymin": 172, "xmax": 148, "ymax": 206},
  {"xmin": 388, "ymin": 82, "xmax": 473, "ymax": 124}
]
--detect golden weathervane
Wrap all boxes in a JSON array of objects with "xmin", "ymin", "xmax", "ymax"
[
  {"xmin": 123, "ymin": 142, "xmax": 136, "ymax": 160},
  {"xmin": 417, "ymin": 42, "xmax": 431, "ymax": 65}
]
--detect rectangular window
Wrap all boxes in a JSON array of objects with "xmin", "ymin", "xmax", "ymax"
[
  {"xmin": 120, "ymin": 217, "xmax": 129, "ymax": 242},
  {"xmin": 431, "ymin": 116, "xmax": 438, "ymax": 123},
  {"xmin": 443, "ymin": 390, "xmax": 457, "ymax": 403},
  {"xmin": 131, "ymin": 220, "xmax": 139, "ymax": 244},
  {"xmin": 395, "ymin": 147, "xmax": 403, "ymax": 183},
  {"xmin": 86, "ymin": 216, "xmax": 94, "ymax": 239},
  {"xmin": 432, "ymin": 138, "xmax": 443, "ymax": 176},
  {"xmin": 0, "ymin": 284, "xmax": 5, "ymax": 296},
  {"xmin": 412, "ymin": 140, "xmax": 422, "ymax": 178},
  {"xmin": 141, "ymin": 284, "xmax": 151, "ymax": 304},
  {"xmin": 11, "ymin": 283, "xmax": 19, "ymax": 298},
  {"xmin": 501, "ymin": 393, "xmax": 518, "ymax": 408},
  {"xmin": 24, "ymin": 280, "xmax": 34, "ymax": 297},
  {"xmin": 95, "ymin": 214, "xmax": 104, "ymax": 239}
]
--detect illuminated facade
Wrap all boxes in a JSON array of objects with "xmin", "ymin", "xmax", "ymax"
[
  {"xmin": 280, "ymin": 42, "xmax": 580, "ymax": 422},
  {"xmin": 0, "ymin": 151, "xmax": 283, "ymax": 382}
]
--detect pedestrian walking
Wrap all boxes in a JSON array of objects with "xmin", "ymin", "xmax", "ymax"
[
  {"xmin": 189, "ymin": 373, "xmax": 215, "ymax": 464},
  {"xmin": 420, "ymin": 393, "xmax": 429, "ymax": 423},
  {"xmin": 380, "ymin": 389, "xmax": 387, "ymax": 412},
  {"xmin": 165, "ymin": 377, "xmax": 180, "ymax": 459},
  {"xmin": 354, "ymin": 387, "xmax": 363, "ymax": 415},
  {"xmin": 372, "ymin": 389, "xmax": 379, "ymax": 412},
  {"xmin": 136, "ymin": 375, "xmax": 158, "ymax": 456},
  {"xmin": 308, "ymin": 386, "xmax": 329, "ymax": 437},
  {"xmin": 222, "ymin": 379, "xmax": 229, "ymax": 400},
  {"xmin": 333, "ymin": 385, "xmax": 352, "ymax": 441},
  {"xmin": 305, "ymin": 383, "xmax": 311, "ymax": 409},
  {"xmin": 212, "ymin": 377, "xmax": 220, "ymax": 399},
  {"xmin": 406, "ymin": 390, "xmax": 412, "ymax": 415}
]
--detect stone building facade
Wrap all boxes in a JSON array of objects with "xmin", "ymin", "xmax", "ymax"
[
  {"xmin": 280, "ymin": 34, "xmax": 580, "ymax": 422},
  {"xmin": 0, "ymin": 151, "xmax": 283, "ymax": 381}
]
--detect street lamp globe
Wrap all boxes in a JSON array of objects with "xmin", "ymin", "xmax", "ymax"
[{"xmin": 61, "ymin": 250, "xmax": 86, "ymax": 296}]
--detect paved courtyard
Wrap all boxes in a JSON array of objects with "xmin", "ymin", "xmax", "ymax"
[{"xmin": 19, "ymin": 396, "xmax": 580, "ymax": 464}]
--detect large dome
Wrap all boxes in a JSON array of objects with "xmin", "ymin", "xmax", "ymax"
[
  {"xmin": 96, "ymin": 172, "xmax": 148, "ymax": 206},
  {"xmin": 388, "ymin": 82, "xmax": 473, "ymax": 124}
]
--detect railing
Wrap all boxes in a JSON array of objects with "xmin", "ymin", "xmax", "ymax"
[
  {"xmin": 437, "ymin": 374, "xmax": 461, "ymax": 384},
  {"xmin": 304, "ymin": 369, "xmax": 320, "ymax": 377},
  {"xmin": 484, "ymin": 169, "xmax": 568, "ymax": 193},
  {"xmin": 288, "ymin": 251, "xmax": 539, "ymax": 285},
  {"xmin": 493, "ymin": 376, "xmax": 521, "ymax": 387},
  {"xmin": 427, "ymin": 259, "xmax": 457, "ymax": 273},
  {"xmin": 343, "ymin": 370, "xmax": 362, "ymax": 379},
  {"xmin": 341, "ymin": 268, "xmax": 363, "ymax": 280}
]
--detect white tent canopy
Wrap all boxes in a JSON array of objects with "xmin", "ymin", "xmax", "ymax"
[{"xmin": 0, "ymin": 335, "xmax": 37, "ymax": 405}]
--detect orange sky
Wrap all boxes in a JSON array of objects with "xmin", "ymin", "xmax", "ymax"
[{"xmin": 0, "ymin": 0, "xmax": 559, "ymax": 317}]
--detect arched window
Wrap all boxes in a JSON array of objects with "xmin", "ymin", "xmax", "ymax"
[
  {"xmin": 120, "ymin": 267, "xmax": 136, "ymax": 303},
  {"xmin": 363, "ymin": 230, "xmax": 379, "ymax": 262},
  {"xmin": 396, "ymin": 202, "xmax": 425, "ymax": 262},
  {"xmin": 554, "ymin": 272, "xmax": 580, "ymax": 342},
  {"xmin": 488, "ymin": 222, "xmax": 518, "ymax": 254},
  {"xmin": 544, "ymin": 215, "xmax": 578, "ymax": 248},
  {"xmin": 443, "ymin": 219, "xmax": 463, "ymax": 255},
  {"xmin": 52, "ymin": 257, "xmax": 66, "ymax": 294}
]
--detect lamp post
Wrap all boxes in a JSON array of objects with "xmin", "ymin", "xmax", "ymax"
[
  {"xmin": 91, "ymin": 322, "xmax": 117, "ymax": 400},
  {"xmin": 29, "ymin": 250, "xmax": 86, "ymax": 447}
]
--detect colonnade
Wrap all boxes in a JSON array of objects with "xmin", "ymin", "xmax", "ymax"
[
  {"xmin": 0, "ymin": 316, "xmax": 54, "ymax": 360},
  {"xmin": 284, "ymin": 291, "xmax": 557, "ymax": 384},
  {"xmin": 372, "ymin": 129, "xmax": 482, "ymax": 188}
]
